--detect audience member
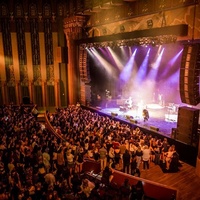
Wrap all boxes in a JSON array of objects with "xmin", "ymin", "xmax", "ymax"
[
  {"xmin": 130, "ymin": 153, "xmax": 138, "ymax": 176},
  {"xmin": 165, "ymin": 145, "xmax": 175, "ymax": 170},
  {"xmin": 101, "ymin": 166, "xmax": 114, "ymax": 186},
  {"xmin": 142, "ymin": 145, "xmax": 151, "ymax": 171},
  {"xmin": 120, "ymin": 178, "xmax": 131, "ymax": 199},
  {"xmin": 135, "ymin": 146, "xmax": 143, "ymax": 169},
  {"xmin": 123, "ymin": 149, "xmax": 131, "ymax": 174},
  {"xmin": 71, "ymin": 172, "xmax": 82, "ymax": 197},
  {"xmin": 99, "ymin": 144, "xmax": 107, "ymax": 171}
]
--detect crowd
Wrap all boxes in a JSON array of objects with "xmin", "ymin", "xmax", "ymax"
[{"xmin": 0, "ymin": 103, "xmax": 179, "ymax": 199}]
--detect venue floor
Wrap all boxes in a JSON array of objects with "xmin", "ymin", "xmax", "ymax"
[
  {"xmin": 139, "ymin": 160, "xmax": 200, "ymax": 200},
  {"xmin": 94, "ymin": 103, "xmax": 178, "ymax": 138}
]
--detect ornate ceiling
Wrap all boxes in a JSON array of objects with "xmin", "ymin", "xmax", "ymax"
[{"xmin": 0, "ymin": 0, "xmax": 199, "ymax": 40}]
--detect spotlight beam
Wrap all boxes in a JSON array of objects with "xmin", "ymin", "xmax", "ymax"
[
  {"xmin": 90, "ymin": 48, "xmax": 117, "ymax": 77},
  {"xmin": 119, "ymin": 49, "xmax": 137, "ymax": 82}
]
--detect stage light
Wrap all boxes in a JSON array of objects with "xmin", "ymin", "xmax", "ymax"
[{"xmin": 79, "ymin": 35, "xmax": 178, "ymax": 49}]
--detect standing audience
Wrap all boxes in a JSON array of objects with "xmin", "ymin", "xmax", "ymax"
[{"xmin": 0, "ymin": 104, "xmax": 180, "ymax": 199}]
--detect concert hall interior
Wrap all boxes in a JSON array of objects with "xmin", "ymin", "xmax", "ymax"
[{"xmin": 1, "ymin": 0, "xmax": 200, "ymax": 199}]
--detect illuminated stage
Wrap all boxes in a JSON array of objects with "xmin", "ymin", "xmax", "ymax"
[
  {"xmin": 93, "ymin": 102, "xmax": 179, "ymax": 138},
  {"xmin": 85, "ymin": 100, "xmax": 199, "ymax": 166},
  {"xmin": 86, "ymin": 42, "xmax": 198, "ymax": 166}
]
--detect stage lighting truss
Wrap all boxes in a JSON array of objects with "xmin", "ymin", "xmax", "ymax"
[{"xmin": 79, "ymin": 35, "xmax": 177, "ymax": 49}]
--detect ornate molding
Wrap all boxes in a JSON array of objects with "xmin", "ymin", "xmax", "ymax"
[
  {"xmin": 47, "ymin": 65, "xmax": 54, "ymax": 86},
  {"xmin": 6, "ymin": 65, "xmax": 15, "ymax": 87},
  {"xmin": 63, "ymin": 16, "xmax": 86, "ymax": 39},
  {"xmin": 33, "ymin": 65, "xmax": 42, "ymax": 86},
  {"xmin": 20, "ymin": 65, "xmax": 29, "ymax": 86}
]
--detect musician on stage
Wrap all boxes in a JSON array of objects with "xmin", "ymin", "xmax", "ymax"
[
  {"xmin": 125, "ymin": 97, "xmax": 133, "ymax": 109},
  {"xmin": 143, "ymin": 109, "xmax": 149, "ymax": 122}
]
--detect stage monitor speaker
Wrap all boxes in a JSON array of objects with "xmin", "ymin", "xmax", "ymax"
[
  {"xmin": 130, "ymin": 119, "xmax": 137, "ymax": 124},
  {"xmin": 176, "ymin": 106, "xmax": 199, "ymax": 146},
  {"xmin": 120, "ymin": 106, "xmax": 126, "ymax": 111},
  {"xmin": 95, "ymin": 106, "xmax": 102, "ymax": 110},
  {"xmin": 179, "ymin": 43, "xmax": 200, "ymax": 106},
  {"xmin": 111, "ymin": 112, "xmax": 118, "ymax": 117},
  {"xmin": 126, "ymin": 115, "xmax": 133, "ymax": 120},
  {"xmin": 22, "ymin": 96, "xmax": 30, "ymax": 104},
  {"xmin": 150, "ymin": 126, "xmax": 159, "ymax": 132}
]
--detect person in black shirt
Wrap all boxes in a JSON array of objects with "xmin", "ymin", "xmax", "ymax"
[
  {"xmin": 71, "ymin": 172, "xmax": 82, "ymax": 197},
  {"xmin": 93, "ymin": 147, "xmax": 100, "ymax": 162},
  {"xmin": 101, "ymin": 166, "xmax": 113, "ymax": 187},
  {"xmin": 131, "ymin": 153, "xmax": 141, "ymax": 176},
  {"xmin": 75, "ymin": 147, "xmax": 85, "ymax": 173},
  {"xmin": 123, "ymin": 149, "xmax": 131, "ymax": 174}
]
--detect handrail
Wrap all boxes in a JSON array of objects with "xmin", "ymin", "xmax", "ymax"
[
  {"xmin": 83, "ymin": 159, "xmax": 178, "ymax": 200},
  {"xmin": 44, "ymin": 112, "xmax": 65, "ymax": 141},
  {"xmin": 111, "ymin": 169, "xmax": 178, "ymax": 200}
]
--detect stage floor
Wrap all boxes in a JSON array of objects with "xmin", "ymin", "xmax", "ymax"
[{"xmin": 94, "ymin": 104, "xmax": 178, "ymax": 138}]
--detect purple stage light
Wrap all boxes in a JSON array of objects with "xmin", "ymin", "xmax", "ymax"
[
  {"xmin": 119, "ymin": 49, "xmax": 137, "ymax": 82},
  {"xmin": 136, "ymin": 48, "xmax": 151, "ymax": 85},
  {"xmin": 88, "ymin": 43, "xmax": 185, "ymax": 107}
]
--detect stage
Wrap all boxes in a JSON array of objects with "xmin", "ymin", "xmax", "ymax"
[
  {"xmin": 86, "ymin": 102, "xmax": 199, "ymax": 166},
  {"xmin": 90, "ymin": 100, "xmax": 179, "ymax": 138}
]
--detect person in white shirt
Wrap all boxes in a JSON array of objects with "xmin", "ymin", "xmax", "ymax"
[
  {"xmin": 142, "ymin": 145, "xmax": 151, "ymax": 170},
  {"xmin": 165, "ymin": 146, "xmax": 175, "ymax": 170}
]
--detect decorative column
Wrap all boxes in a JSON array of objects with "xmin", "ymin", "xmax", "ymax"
[
  {"xmin": 63, "ymin": 16, "xmax": 86, "ymax": 105},
  {"xmin": 29, "ymin": 81, "xmax": 33, "ymax": 104},
  {"xmin": 1, "ymin": 81, "xmax": 6, "ymax": 104},
  {"xmin": 42, "ymin": 81, "xmax": 46, "ymax": 108},
  {"xmin": 15, "ymin": 81, "xmax": 20, "ymax": 105},
  {"xmin": 54, "ymin": 79, "xmax": 60, "ymax": 108},
  {"xmin": 31, "ymin": 81, "xmax": 35, "ymax": 104}
]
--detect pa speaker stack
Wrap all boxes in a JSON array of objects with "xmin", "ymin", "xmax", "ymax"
[
  {"xmin": 176, "ymin": 106, "xmax": 199, "ymax": 146},
  {"xmin": 179, "ymin": 43, "xmax": 200, "ymax": 106},
  {"xmin": 130, "ymin": 119, "xmax": 137, "ymax": 124}
]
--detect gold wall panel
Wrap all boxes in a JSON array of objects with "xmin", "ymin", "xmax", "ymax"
[
  {"xmin": 0, "ymin": 33, "xmax": 6, "ymax": 81},
  {"xmin": 25, "ymin": 33, "xmax": 33, "ymax": 81},
  {"xmin": 52, "ymin": 32, "xmax": 59, "ymax": 80},
  {"xmin": 39, "ymin": 32, "xmax": 46, "ymax": 80},
  {"xmin": 11, "ymin": 33, "xmax": 20, "ymax": 81}
]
